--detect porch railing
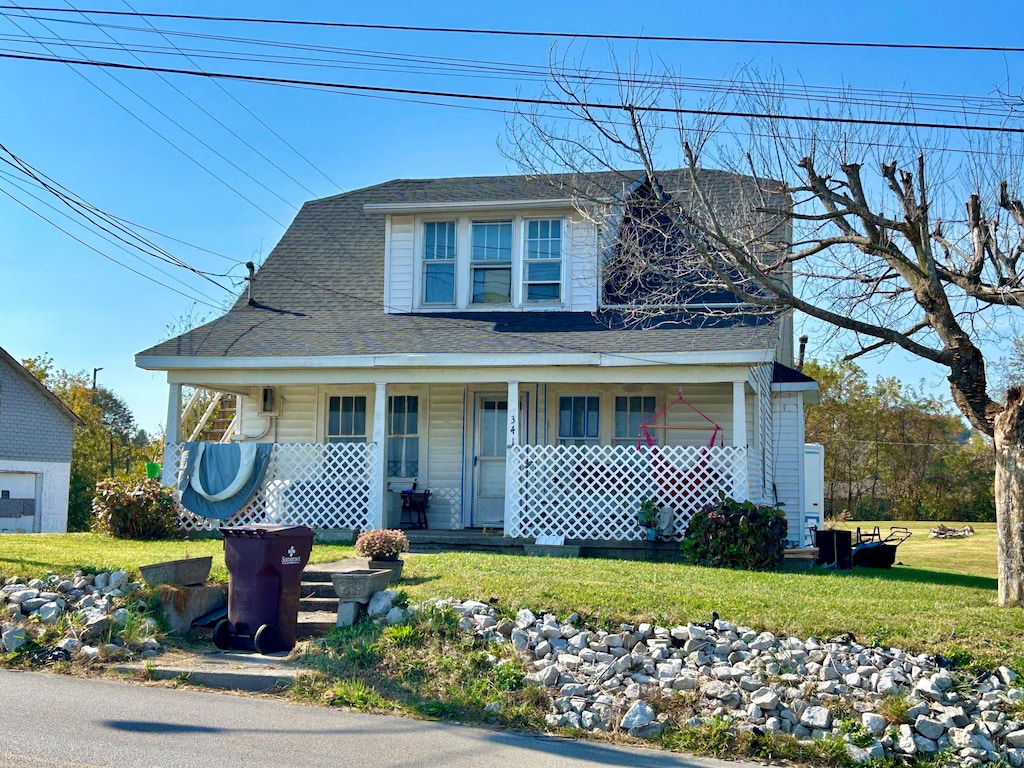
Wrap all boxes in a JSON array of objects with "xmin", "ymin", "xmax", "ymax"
[
  {"xmin": 166, "ymin": 442, "xmax": 379, "ymax": 531},
  {"xmin": 506, "ymin": 444, "xmax": 747, "ymax": 541}
]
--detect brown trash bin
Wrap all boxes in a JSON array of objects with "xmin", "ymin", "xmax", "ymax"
[{"xmin": 213, "ymin": 524, "xmax": 313, "ymax": 653}]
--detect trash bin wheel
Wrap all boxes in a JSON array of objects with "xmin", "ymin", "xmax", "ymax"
[
  {"xmin": 254, "ymin": 623, "xmax": 280, "ymax": 654},
  {"xmin": 213, "ymin": 620, "xmax": 232, "ymax": 650}
]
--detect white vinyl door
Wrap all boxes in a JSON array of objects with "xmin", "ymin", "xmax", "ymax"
[{"xmin": 473, "ymin": 395, "xmax": 507, "ymax": 527}]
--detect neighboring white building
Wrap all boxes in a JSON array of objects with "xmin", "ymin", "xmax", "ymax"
[
  {"xmin": 137, "ymin": 170, "xmax": 818, "ymax": 544},
  {"xmin": 0, "ymin": 346, "xmax": 82, "ymax": 533}
]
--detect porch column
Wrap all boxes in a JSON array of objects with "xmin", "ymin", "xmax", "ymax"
[
  {"xmin": 368, "ymin": 382, "xmax": 387, "ymax": 529},
  {"xmin": 732, "ymin": 380, "xmax": 749, "ymax": 501},
  {"xmin": 162, "ymin": 382, "xmax": 181, "ymax": 485},
  {"xmin": 504, "ymin": 380, "xmax": 520, "ymax": 535}
]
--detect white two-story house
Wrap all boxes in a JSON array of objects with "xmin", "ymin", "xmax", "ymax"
[{"xmin": 136, "ymin": 169, "xmax": 818, "ymax": 544}]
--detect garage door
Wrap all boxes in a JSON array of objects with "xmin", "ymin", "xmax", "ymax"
[{"xmin": 0, "ymin": 471, "xmax": 37, "ymax": 531}]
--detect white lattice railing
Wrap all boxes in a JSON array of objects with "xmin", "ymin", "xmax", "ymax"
[
  {"xmin": 506, "ymin": 444, "xmax": 747, "ymax": 541},
  {"xmin": 166, "ymin": 442, "xmax": 379, "ymax": 531}
]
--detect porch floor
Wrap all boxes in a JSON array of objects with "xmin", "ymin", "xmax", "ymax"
[{"xmin": 404, "ymin": 529, "xmax": 685, "ymax": 562}]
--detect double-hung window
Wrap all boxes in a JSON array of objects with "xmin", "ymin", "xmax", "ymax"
[
  {"xmin": 523, "ymin": 218, "xmax": 562, "ymax": 301},
  {"xmin": 614, "ymin": 396, "xmax": 657, "ymax": 446},
  {"xmin": 471, "ymin": 220, "xmax": 513, "ymax": 304},
  {"xmin": 422, "ymin": 221, "xmax": 456, "ymax": 304},
  {"xmin": 558, "ymin": 395, "xmax": 600, "ymax": 446},
  {"xmin": 326, "ymin": 395, "xmax": 366, "ymax": 443},
  {"xmin": 386, "ymin": 395, "xmax": 419, "ymax": 477}
]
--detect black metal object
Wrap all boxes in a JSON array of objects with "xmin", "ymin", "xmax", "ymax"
[
  {"xmin": 814, "ymin": 528, "xmax": 852, "ymax": 570},
  {"xmin": 400, "ymin": 490, "xmax": 430, "ymax": 529},
  {"xmin": 851, "ymin": 526, "xmax": 912, "ymax": 568},
  {"xmin": 213, "ymin": 524, "xmax": 313, "ymax": 654}
]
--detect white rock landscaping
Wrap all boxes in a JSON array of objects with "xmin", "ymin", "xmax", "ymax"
[
  {"xmin": 1, "ymin": 572, "xmax": 165, "ymax": 662},
  {"xmin": 398, "ymin": 596, "xmax": 1024, "ymax": 767}
]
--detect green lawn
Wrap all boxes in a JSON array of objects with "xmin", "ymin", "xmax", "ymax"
[{"xmin": 2, "ymin": 521, "xmax": 1017, "ymax": 670}]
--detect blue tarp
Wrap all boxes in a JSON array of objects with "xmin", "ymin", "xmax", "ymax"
[{"xmin": 177, "ymin": 442, "xmax": 273, "ymax": 520}]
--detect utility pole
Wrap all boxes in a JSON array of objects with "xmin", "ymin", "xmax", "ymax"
[{"xmin": 92, "ymin": 367, "xmax": 103, "ymax": 390}]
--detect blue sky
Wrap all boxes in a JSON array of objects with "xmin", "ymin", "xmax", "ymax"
[{"xmin": 1, "ymin": 0, "xmax": 1022, "ymax": 432}]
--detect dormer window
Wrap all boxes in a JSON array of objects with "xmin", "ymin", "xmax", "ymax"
[
  {"xmin": 524, "ymin": 218, "xmax": 562, "ymax": 302},
  {"xmin": 421, "ymin": 221, "xmax": 457, "ymax": 305},
  {"xmin": 471, "ymin": 220, "xmax": 513, "ymax": 304},
  {"xmin": 404, "ymin": 210, "xmax": 571, "ymax": 311}
]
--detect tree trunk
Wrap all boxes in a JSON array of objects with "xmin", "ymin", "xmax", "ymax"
[{"xmin": 994, "ymin": 387, "xmax": 1024, "ymax": 606}]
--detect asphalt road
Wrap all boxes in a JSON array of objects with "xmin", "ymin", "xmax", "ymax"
[{"xmin": 0, "ymin": 669, "xmax": 765, "ymax": 768}]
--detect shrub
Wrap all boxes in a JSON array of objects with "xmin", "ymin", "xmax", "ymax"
[
  {"xmin": 681, "ymin": 495, "xmax": 787, "ymax": 571},
  {"xmin": 355, "ymin": 528, "xmax": 410, "ymax": 561},
  {"xmin": 92, "ymin": 478, "xmax": 177, "ymax": 539}
]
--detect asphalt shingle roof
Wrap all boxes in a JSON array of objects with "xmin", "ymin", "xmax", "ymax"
[{"xmin": 138, "ymin": 170, "xmax": 784, "ymax": 363}]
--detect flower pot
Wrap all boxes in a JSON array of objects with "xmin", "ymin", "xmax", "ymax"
[
  {"xmin": 330, "ymin": 569, "xmax": 392, "ymax": 602},
  {"xmin": 643, "ymin": 527, "xmax": 659, "ymax": 541},
  {"xmin": 367, "ymin": 559, "xmax": 403, "ymax": 585},
  {"xmin": 145, "ymin": 462, "xmax": 161, "ymax": 479},
  {"xmin": 139, "ymin": 556, "xmax": 213, "ymax": 587}
]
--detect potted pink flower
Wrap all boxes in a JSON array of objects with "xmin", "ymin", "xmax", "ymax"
[{"xmin": 354, "ymin": 528, "xmax": 410, "ymax": 584}]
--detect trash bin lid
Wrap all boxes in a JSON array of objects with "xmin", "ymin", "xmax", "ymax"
[{"xmin": 221, "ymin": 524, "xmax": 314, "ymax": 538}]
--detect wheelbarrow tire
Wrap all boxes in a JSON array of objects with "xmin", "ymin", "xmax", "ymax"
[
  {"xmin": 254, "ymin": 623, "xmax": 280, "ymax": 654},
  {"xmin": 213, "ymin": 619, "xmax": 232, "ymax": 650}
]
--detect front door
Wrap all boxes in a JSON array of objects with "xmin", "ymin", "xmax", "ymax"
[{"xmin": 473, "ymin": 395, "xmax": 507, "ymax": 527}]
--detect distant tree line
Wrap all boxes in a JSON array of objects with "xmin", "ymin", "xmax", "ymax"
[
  {"xmin": 23, "ymin": 356, "xmax": 160, "ymax": 531},
  {"xmin": 804, "ymin": 360, "xmax": 994, "ymax": 522}
]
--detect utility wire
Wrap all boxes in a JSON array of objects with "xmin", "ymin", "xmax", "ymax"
[
  {"xmin": 4, "ymin": 50, "xmax": 1024, "ymax": 135},
  {"xmin": 4, "ymin": 6, "xmax": 1024, "ymax": 54},
  {"xmin": 2, "ymin": 8, "xmax": 291, "ymax": 228},
  {"xmin": 0, "ymin": 183, "xmax": 223, "ymax": 309},
  {"xmin": 1, "ymin": 18, "xmax": 1016, "ymax": 119},
  {"xmin": 0, "ymin": 168, "xmax": 227, "ymax": 303}
]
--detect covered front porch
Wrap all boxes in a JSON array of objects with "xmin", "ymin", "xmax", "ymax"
[{"xmin": 162, "ymin": 366, "xmax": 767, "ymax": 542}]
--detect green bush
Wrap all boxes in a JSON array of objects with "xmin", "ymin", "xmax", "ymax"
[
  {"xmin": 92, "ymin": 478, "xmax": 178, "ymax": 539},
  {"xmin": 681, "ymin": 496, "xmax": 787, "ymax": 571}
]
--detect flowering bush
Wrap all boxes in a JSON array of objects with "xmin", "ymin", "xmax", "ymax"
[
  {"xmin": 355, "ymin": 528, "xmax": 410, "ymax": 561},
  {"xmin": 681, "ymin": 495, "xmax": 787, "ymax": 571},
  {"xmin": 92, "ymin": 478, "xmax": 178, "ymax": 540}
]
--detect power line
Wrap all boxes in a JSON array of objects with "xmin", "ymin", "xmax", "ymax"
[
  {"xmin": 0, "ymin": 183, "xmax": 223, "ymax": 309},
  {"xmin": 4, "ymin": 49, "xmax": 1024, "ymax": 136},
  {"xmin": 4, "ymin": 6, "xmax": 1024, "ymax": 54},
  {"xmin": 1, "ymin": 10, "xmax": 292, "ymax": 228},
  {"xmin": 117, "ymin": 0, "xmax": 338, "ymax": 197}
]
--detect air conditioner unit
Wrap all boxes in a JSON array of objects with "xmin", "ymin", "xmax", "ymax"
[{"xmin": 257, "ymin": 386, "xmax": 280, "ymax": 416}]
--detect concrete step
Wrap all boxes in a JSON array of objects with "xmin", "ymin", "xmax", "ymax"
[
  {"xmin": 299, "ymin": 596, "xmax": 338, "ymax": 612},
  {"xmin": 296, "ymin": 610, "xmax": 336, "ymax": 638},
  {"xmin": 301, "ymin": 580, "xmax": 339, "ymax": 599}
]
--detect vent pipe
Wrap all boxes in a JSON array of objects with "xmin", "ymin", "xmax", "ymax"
[
  {"xmin": 796, "ymin": 335, "xmax": 808, "ymax": 371},
  {"xmin": 246, "ymin": 261, "xmax": 256, "ymax": 306}
]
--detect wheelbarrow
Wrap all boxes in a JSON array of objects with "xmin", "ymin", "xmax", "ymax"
[{"xmin": 851, "ymin": 526, "xmax": 912, "ymax": 568}]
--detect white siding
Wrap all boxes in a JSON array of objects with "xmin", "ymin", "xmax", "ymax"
[
  {"xmin": 773, "ymin": 392, "xmax": 805, "ymax": 546},
  {"xmin": 663, "ymin": 385, "xmax": 733, "ymax": 447},
  {"xmin": 568, "ymin": 215, "xmax": 598, "ymax": 312},
  {"xmin": 237, "ymin": 385, "xmax": 318, "ymax": 443},
  {"xmin": 426, "ymin": 384, "xmax": 465, "ymax": 529},
  {"xmin": 387, "ymin": 215, "xmax": 415, "ymax": 313},
  {"xmin": 0, "ymin": 459, "xmax": 69, "ymax": 533},
  {"xmin": 749, "ymin": 365, "xmax": 774, "ymax": 504}
]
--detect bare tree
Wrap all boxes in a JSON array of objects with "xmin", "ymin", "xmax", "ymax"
[{"xmin": 506, "ymin": 59, "xmax": 1024, "ymax": 605}]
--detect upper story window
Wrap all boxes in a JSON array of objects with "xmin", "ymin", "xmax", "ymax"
[
  {"xmin": 471, "ymin": 220, "xmax": 513, "ymax": 304},
  {"xmin": 422, "ymin": 221, "xmax": 456, "ymax": 305},
  {"xmin": 524, "ymin": 219, "xmax": 562, "ymax": 302},
  {"xmin": 413, "ymin": 213, "xmax": 567, "ymax": 310}
]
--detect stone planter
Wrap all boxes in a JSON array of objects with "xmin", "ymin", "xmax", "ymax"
[
  {"xmin": 367, "ymin": 559, "xmax": 404, "ymax": 585},
  {"xmin": 139, "ymin": 556, "xmax": 213, "ymax": 587},
  {"xmin": 330, "ymin": 569, "xmax": 392, "ymax": 602}
]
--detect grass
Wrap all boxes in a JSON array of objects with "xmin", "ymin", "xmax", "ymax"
[
  {"xmin": 0, "ymin": 532, "xmax": 355, "ymax": 582},
  {"xmin": 1, "ymin": 521, "xmax": 1017, "ymax": 670}
]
